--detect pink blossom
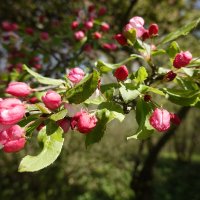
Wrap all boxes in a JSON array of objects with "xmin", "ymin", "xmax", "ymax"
[
  {"xmin": 42, "ymin": 90, "xmax": 62, "ymax": 110},
  {"xmin": 67, "ymin": 67, "xmax": 85, "ymax": 84},
  {"xmin": 57, "ymin": 119, "xmax": 70, "ymax": 133},
  {"xmin": 0, "ymin": 98, "xmax": 25, "ymax": 125},
  {"xmin": 173, "ymin": 51, "xmax": 192, "ymax": 68},
  {"xmin": 6, "ymin": 82, "xmax": 32, "ymax": 97},
  {"xmin": 70, "ymin": 110, "xmax": 97, "ymax": 134},
  {"xmin": 74, "ymin": 31, "xmax": 85, "ymax": 41},
  {"xmin": 0, "ymin": 125, "xmax": 26, "ymax": 153},
  {"xmin": 149, "ymin": 108, "xmax": 171, "ymax": 132}
]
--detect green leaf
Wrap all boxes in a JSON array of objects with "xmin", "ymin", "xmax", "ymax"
[
  {"xmin": 85, "ymin": 109, "xmax": 110, "ymax": 147},
  {"xmin": 50, "ymin": 109, "xmax": 68, "ymax": 121},
  {"xmin": 25, "ymin": 119, "xmax": 43, "ymax": 136},
  {"xmin": 166, "ymin": 41, "xmax": 180, "ymax": 58},
  {"xmin": 35, "ymin": 103, "xmax": 51, "ymax": 114},
  {"xmin": 119, "ymin": 84, "xmax": 140, "ymax": 103},
  {"xmin": 98, "ymin": 102, "xmax": 125, "ymax": 122},
  {"xmin": 181, "ymin": 67, "xmax": 194, "ymax": 77},
  {"xmin": 23, "ymin": 65, "xmax": 65, "ymax": 85},
  {"xmin": 125, "ymin": 28, "xmax": 136, "ymax": 46},
  {"xmin": 84, "ymin": 94, "xmax": 106, "ymax": 105},
  {"xmin": 163, "ymin": 88, "xmax": 200, "ymax": 106},
  {"xmin": 18, "ymin": 125, "xmax": 64, "ymax": 172},
  {"xmin": 66, "ymin": 70, "xmax": 100, "ymax": 104},
  {"xmin": 134, "ymin": 66, "xmax": 148, "ymax": 83},
  {"xmin": 159, "ymin": 18, "xmax": 200, "ymax": 45},
  {"xmin": 127, "ymin": 99, "xmax": 154, "ymax": 140},
  {"xmin": 151, "ymin": 49, "xmax": 166, "ymax": 57}
]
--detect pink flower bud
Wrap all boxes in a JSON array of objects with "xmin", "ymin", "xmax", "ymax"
[
  {"xmin": 149, "ymin": 23, "xmax": 159, "ymax": 37},
  {"xmin": 149, "ymin": 108, "xmax": 171, "ymax": 132},
  {"xmin": 101, "ymin": 22, "xmax": 110, "ymax": 32},
  {"xmin": 98, "ymin": 6, "xmax": 107, "ymax": 16},
  {"xmin": 25, "ymin": 27, "xmax": 34, "ymax": 36},
  {"xmin": 6, "ymin": 82, "xmax": 32, "ymax": 97},
  {"xmin": 84, "ymin": 20, "xmax": 93, "ymax": 29},
  {"xmin": 173, "ymin": 51, "xmax": 192, "ymax": 68},
  {"xmin": 40, "ymin": 32, "xmax": 49, "ymax": 41},
  {"xmin": 1, "ymin": 21, "xmax": 12, "ymax": 31},
  {"xmin": 0, "ymin": 98, "xmax": 25, "ymax": 125},
  {"xmin": 57, "ymin": 118, "xmax": 70, "ymax": 133},
  {"xmin": 70, "ymin": 110, "xmax": 97, "ymax": 134},
  {"xmin": 141, "ymin": 30, "xmax": 150, "ymax": 41},
  {"xmin": 83, "ymin": 44, "xmax": 93, "ymax": 52},
  {"xmin": 67, "ymin": 67, "xmax": 85, "ymax": 84},
  {"xmin": 102, "ymin": 43, "xmax": 117, "ymax": 51},
  {"xmin": 114, "ymin": 33, "xmax": 127, "ymax": 46},
  {"xmin": 10, "ymin": 23, "xmax": 18, "ymax": 31},
  {"xmin": 71, "ymin": 21, "xmax": 79, "ymax": 30},
  {"xmin": 74, "ymin": 31, "xmax": 85, "ymax": 41},
  {"xmin": 170, "ymin": 113, "xmax": 181, "ymax": 125},
  {"xmin": 0, "ymin": 125, "xmax": 26, "ymax": 153},
  {"xmin": 114, "ymin": 65, "xmax": 129, "ymax": 81},
  {"xmin": 28, "ymin": 97, "xmax": 39, "ymax": 104},
  {"xmin": 165, "ymin": 71, "xmax": 177, "ymax": 81},
  {"xmin": 93, "ymin": 31, "xmax": 102, "ymax": 39},
  {"xmin": 42, "ymin": 90, "xmax": 62, "ymax": 110}
]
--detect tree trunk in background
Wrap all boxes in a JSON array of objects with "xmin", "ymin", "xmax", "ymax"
[{"xmin": 130, "ymin": 107, "xmax": 190, "ymax": 200}]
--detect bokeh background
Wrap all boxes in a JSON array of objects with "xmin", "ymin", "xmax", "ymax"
[{"xmin": 0, "ymin": 0, "xmax": 200, "ymax": 200}]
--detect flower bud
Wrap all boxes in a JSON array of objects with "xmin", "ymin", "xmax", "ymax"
[
  {"xmin": 70, "ymin": 110, "xmax": 97, "ymax": 134},
  {"xmin": 170, "ymin": 113, "xmax": 181, "ymax": 125},
  {"xmin": 141, "ymin": 30, "xmax": 150, "ymax": 41},
  {"xmin": 25, "ymin": 27, "xmax": 34, "ymax": 36},
  {"xmin": 74, "ymin": 31, "xmax": 85, "ymax": 41},
  {"xmin": 102, "ymin": 43, "xmax": 117, "ymax": 51},
  {"xmin": 1, "ymin": 21, "xmax": 12, "ymax": 31},
  {"xmin": 100, "ymin": 22, "xmax": 110, "ymax": 32},
  {"xmin": 40, "ymin": 32, "xmax": 49, "ymax": 41},
  {"xmin": 165, "ymin": 71, "xmax": 177, "ymax": 81},
  {"xmin": 149, "ymin": 108, "xmax": 171, "ymax": 132},
  {"xmin": 98, "ymin": 6, "xmax": 107, "ymax": 16},
  {"xmin": 28, "ymin": 97, "xmax": 39, "ymax": 104},
  {"xmin": 67, "ymin": 67, "xmax": 85, "ymax": 84},
  {"xmin": 71, "ymin": 21, "xmax": 79, "ymax": 30},
  {"xmin": 0, "ymin": 125, "xmax": 26, "ymax": 153},
  {"xmin": 148, "ymin": 23, "xmax": 159, "ymax": 37},
  {"xmin": 114, "ymin": 65, "xmax": 129, "ymax": 81},
  {"xmin": 0, "ymin": 98, "xmax": 25, "ymax": 125},
  {"xmin": 173, "ymin": 51, "xmax": 192, "ymax": 68},
  {"xmin": 6, "ymin": 82, "xmax": 32, "ymax": 97},
  {"xmin": 93, "ymin": 32, "xmax": 102, "ymax": 40},
  {"xmin": 84, "ymin": 20, "xmax": 93, "ymax": 29},
  {"xmin": 57, "ymin": 119, "xmax": 70, "ymax": 133},
  {"xmin": 42, "ymin": 90, "xmax": 62, "ymax": 110},
  {"xmin": 114, "ymin": 33, "xmax": 127, "ymax": 46}
]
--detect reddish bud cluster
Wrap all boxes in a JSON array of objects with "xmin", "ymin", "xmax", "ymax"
[{"xmin": 114, "ymin": 65, "xmax": 129, "ymax": 81}]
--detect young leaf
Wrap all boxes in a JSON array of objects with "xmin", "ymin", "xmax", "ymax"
[
  {"xmin": 18, "ymin": 125, "xmax": 64, "ymax": 172},
  {"xmin": 85, "ymin": 109, "xmax": 110, "ymax": 147},
  {"xmin": 119, "ymin": 84, "xmax": 140, "ymax": 103},
  {"xmin": 166, "ymin": 41, "xmax": 180, "ymax": 58},
  {"xmin": 159, "ymin": 18, "xmax": 200, "ymax": 45},
  {"xmin": 134, "ymin": 66, "xmax": 148, "ymax": 83},
  {"xmin": 127, "ymin": 99, "xmax": 154, "ymax": 140},
  {"xmin": 66, "ymin": 70, "xmax": 100, "ymax": 104},
  {"xmin": 23, "ymin": 65, "xmax": 65, "ymax": 85},
  {"xmin": 50, "ymin": 109, "xmax": 68, "ymax": 121}
]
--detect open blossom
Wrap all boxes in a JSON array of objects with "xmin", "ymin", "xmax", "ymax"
[
  {"xmin": 0, "ymin": 125, "xmax": 26, "ymax": 153},
  {"xmin": 0, "ymin": 98, "xmax": 25, "ymax": 125},
  {"xmin": 6, "ymin": 82, "xmax": 32, "ymax": 97},
  {"xmin": 68, "ymin": 67, "xmax": 85, "ymax": 84},
  {"xmin": 114, "ymin": 65, "xmax": 129, "ymax": 81},
  {"xmin": 70, "ymin": 110, "xmax": 97, "ymax": 134},
  {"xmin": 173, "ymin": 51, "xmax": 192, "ymax": 68},
  {"xmin": 149, "ymin": 108, "xmax": 171, "ymax": 132},
  {"xmin": 127, "ymin": 16, "xmax": 146, "ymax": 38},
  {"xmin": 42, "ymin": 90, "xmax": 62, "ymax": 110}
]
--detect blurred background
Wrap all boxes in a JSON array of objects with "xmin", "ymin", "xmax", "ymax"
[{"xmin": 0, "ymin": 0, "xmax": 200, "ymax": 200}]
